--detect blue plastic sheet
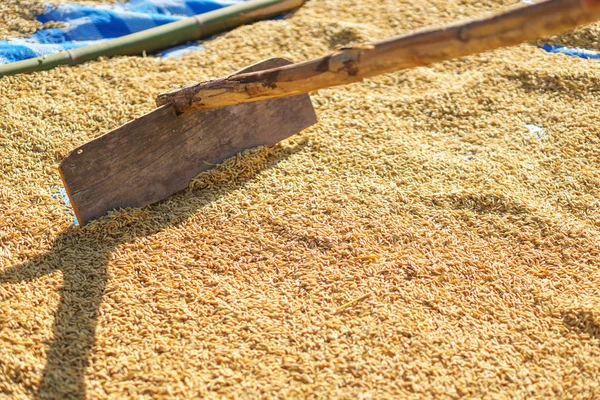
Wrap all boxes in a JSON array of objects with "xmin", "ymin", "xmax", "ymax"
[
  {"xmin": 3, "ymin": 0, "xmax": 600, "ymax": 64},
  {"xmin": 0, "ymin": 0, "xmax": 242, "ymax": 64},
  {"xmin": 540, "ymin": 44, "xmax": 600, "ymax": 60}
]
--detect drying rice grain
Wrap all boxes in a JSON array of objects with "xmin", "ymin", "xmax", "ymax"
[{"xmin": 2, "ymin": 0, "xmax": 600, "ymax": 398}]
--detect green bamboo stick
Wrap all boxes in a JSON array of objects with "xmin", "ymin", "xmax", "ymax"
[{"xmin": 0, "ymin": 0, "xmax": 306, "ymax": 77}]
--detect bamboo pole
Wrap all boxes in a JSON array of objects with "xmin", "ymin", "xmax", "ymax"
[
  {"xmin": 157, "ymin": 0, "xmax": 600, "ymax": 113},
  {"xmin": 0, "ymin": 0, "xmax": 306, "ymax": 77}
]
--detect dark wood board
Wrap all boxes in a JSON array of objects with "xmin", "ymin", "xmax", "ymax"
[{"xmin": 59, "ymin": 58, "xmax": 317, "ymax": 225}]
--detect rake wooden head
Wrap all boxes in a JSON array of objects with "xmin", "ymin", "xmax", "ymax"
[
  {"xmin": 59, "ymin": 0, "xmax": 600, "ymax": 225},
  {"xmin": 59, "ymin": 58, "xmax": 317, "ymax": 224}
]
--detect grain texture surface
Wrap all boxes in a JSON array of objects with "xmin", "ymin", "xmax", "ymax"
[{"xmin": 2, "ymin": 0, "xmax": 600, "ymax": 399}]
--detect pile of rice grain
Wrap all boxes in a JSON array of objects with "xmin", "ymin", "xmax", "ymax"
[
  {"xmin": 2, "ymin": 0, "xmax": 600, "ymax": 398},
  {"xmin": 0, "ymin": 1, "xmax": 44, "ymax": 39}
]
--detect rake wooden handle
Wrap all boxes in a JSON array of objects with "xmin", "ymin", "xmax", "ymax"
[{"xmin": 157, "ymin": 0, "xmax": 600, "ymax": 113}]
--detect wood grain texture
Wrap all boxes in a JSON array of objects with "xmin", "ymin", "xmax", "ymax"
[
  {"xmin": 59, "ymin": 58, "xmax": 317, "ymax": 225},
  {"xmin": 156, "ymin": 0, "xmax": 600, "ymax": 113}
]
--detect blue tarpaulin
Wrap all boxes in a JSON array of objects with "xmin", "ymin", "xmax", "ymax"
[
  {"xmin": 0, "ymin": 0, "xmax": 243, "ymax": 64},
  {"xmin": 540, "ymin": 44, "xmax": 600, "ymax": 60},
  {"xmin": 2, "ymin": 0, "xmax": 599, "ymax": 65}
]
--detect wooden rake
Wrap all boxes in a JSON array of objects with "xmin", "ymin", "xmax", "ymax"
[{"xmin": 59, "ymin": 0, "xmax": 600, "ymax": 224}]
